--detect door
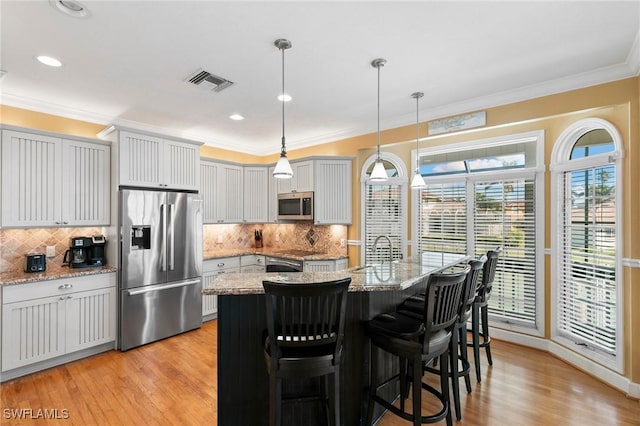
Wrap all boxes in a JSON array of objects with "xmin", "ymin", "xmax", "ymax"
[
  {"xmin": 65, "ymin": 287, "xmax": 117, "ymax": 353},
  {"xmin": 120, "ymin": 189, "xmax": 166, "ymax": 289},
  {"xmin": 119, "ymin": 279, "xmax": 202, "ymax": 351},
  {"xmin": 1, "ymin": 130, "xmax": 63, "ymax": 227},
  {"xmin": 166, "ymin": 192, "xmax": 202, "ymax": 282},
  {"xmin": 2, "ymin": 296, "xmax": 66, "ymax": 371}
]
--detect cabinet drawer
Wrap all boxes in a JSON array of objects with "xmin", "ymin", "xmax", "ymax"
[
  {"xmin": 203, "ymin": 257, "xmax": 241, "ymax": 272},
  {"xmin": 240, "ymin": 255, "xmax": 265, "ymax": 267},
  {"xmin": 3, "ymin": 273, "xmax": 116, "ymax": 304}
]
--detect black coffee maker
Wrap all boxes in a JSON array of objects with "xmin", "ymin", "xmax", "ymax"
[
  {"xmin": 89, "ymin": 235, "xmax": 107, "ymax": 266},
  {"xmin": 63, "ymin": 236, "xmax": 92, "ymax": 268}
]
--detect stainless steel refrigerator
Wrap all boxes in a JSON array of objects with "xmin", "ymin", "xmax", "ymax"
[{"xmin": 119, "ymin": 189, "xmax": 203, "ymax": 351}]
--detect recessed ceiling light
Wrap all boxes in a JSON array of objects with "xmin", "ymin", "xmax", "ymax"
[
  {"xmin": 49, "ymin": 0, "xmax": 90, "ymax": 18},
  {"xmin": 277, "ymin": 94, "xmax": 292, "ymax": 102},
  {"xmin": 229, "ymin": 114, "xmax": 245, "ymax": 121},
  {"xmin": 36, "ymin": 55, "xmax": 63, "ymax": 67}
]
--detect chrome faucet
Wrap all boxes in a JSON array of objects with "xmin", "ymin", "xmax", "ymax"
[{"xmin": 372, "ymin": 235, "xmax": 393, "ymax": 262}]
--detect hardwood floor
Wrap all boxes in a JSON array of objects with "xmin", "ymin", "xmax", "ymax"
[{"xmin": 1, "ymin": 320, "xmax": 638, "ymax": 425}]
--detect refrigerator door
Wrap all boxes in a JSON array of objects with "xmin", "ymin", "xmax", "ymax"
[
  {"xmin": 120, "ymin": 189, "xmax": 167, "ymax": 289},
  {"xmin": 119, "ymin": 278, "xmax": 202, "ymax": 351},
  {"xmin": 166, "ymin": 192, "xmax": 202, "ymax": 283}
]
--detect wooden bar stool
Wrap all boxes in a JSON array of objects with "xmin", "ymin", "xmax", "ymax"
[
  {"xmin": 468, "ymin": 247, "xmax": 502, "ymax": 382},
  {"xmin": 397, "ymin": 257, "xmax": 485, "ymax": 420},
  {"xmin": 262, "ymin": 278, "xmax": 351, "ymax": 426},
  {"xmin": 365, "ymin": 267, "xmax": 469, "ymax": 426}
]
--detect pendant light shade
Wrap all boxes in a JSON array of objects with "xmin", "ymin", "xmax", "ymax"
[
  {"xmin": 272, "ymin": 38, "xmax": 293, "ymax": 179},
  {"xmin": 410, "ymin": 91, "xmax": 426, "ymax": 189},
  {"xmin": 369, "ymin": 58, "xmax": 388, "ymax": 182}
]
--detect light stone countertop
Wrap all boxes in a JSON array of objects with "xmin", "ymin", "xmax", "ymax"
[
  {"xmin": 0, "ymin": 265, "xmax": 118, "ymax": 286},
  {"xmin": 203, "ymin": 248, "xmax": 348, "ymax": 261},
  {"xmin": 203, "ymin": 253, "xmax": 469, "ymax": 295}
]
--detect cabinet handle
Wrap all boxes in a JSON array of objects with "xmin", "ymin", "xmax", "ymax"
[
  {"xmin": 63, "ymin": 221, "xmax": 69, "ymax": 225},
  {"xmin": 217, "ymin": 263, "xmax": 225, "ymax": 267},
  {"xmin": 58, "ymin": 284, "xmax": 73, "ymax": 290},
  {"xmin": 59, "ymin": 296, "xmax": 72, "ymax": 300}
]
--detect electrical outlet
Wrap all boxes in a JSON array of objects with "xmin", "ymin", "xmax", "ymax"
[
  {"xmin": 340, "ymin": 239, "xmax": 346, "ymax": 248},
  {"xmin": 216, "ymin": 234, "xmax": 223, "ymax": 244},
  {"xmin": 46, "ymin": 246, "xmax": 56, "ymax": 257},
  {"xmin": 275, "ymin": 233, "xmax": 280, "ymax": 242}
]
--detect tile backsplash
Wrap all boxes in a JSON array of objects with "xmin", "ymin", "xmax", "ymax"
[
  {"xmin": 1, "ymin": 224, "xmax": 348, "ymax": 274},
  {"xmin": 203, "ymin": 223, "xmax": 347, "ymax": 256},
  {"xmin": 0, "ymin": 227, "xmax": 105, "ymax": 274}
]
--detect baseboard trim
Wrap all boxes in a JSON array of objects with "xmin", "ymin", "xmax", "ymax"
[
  {"xmin": 1, "ymin": 342, "xmax": 116, "ymax": 383},
  {"xmin": 491, "ymin": 328, "xmax": 638, "ymax": 399}
]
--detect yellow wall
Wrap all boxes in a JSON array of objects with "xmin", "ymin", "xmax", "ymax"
[{"xmin": 2, "ymin": 76, "xmax": 639, "ymax": 386}]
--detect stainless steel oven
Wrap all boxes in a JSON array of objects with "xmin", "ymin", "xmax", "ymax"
[{"xmin": 265, "ymin": 256, "xmax": 304, "ymax": 272}]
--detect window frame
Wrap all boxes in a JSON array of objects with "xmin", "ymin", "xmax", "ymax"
[
  {"xmin": 550, "ymin": 118, "xmax": 624, "ymax": 373},
  {"xmin": 360, "ymin": 152, "xmax": 408, "ymax": 266},
  {"xmin": 411, "ymin": 130, "xmax": 545, "ymax": 337}
]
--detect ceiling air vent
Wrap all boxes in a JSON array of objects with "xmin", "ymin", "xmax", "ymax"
[{"xmin": 184, "ymin": 68, "xmax": 234, "ymax": 92}]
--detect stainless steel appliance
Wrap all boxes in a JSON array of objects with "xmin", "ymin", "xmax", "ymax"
[
  {"xmin": 277, "ymin": 191, "xmax": 313, "ymax": 221},
  {"xmin": 119, "ymin": 189, "xmax": 203, "ymax": 351},
  {"xmin": 63, "ymin": 236, "xmax": 92, "ymax": 268},
  {"xmin": 265, "ymin": 256, "xmax": 304, "ymax": 272},
  {"xmin": 24, "ymin": 253, "xmax": 46, "ymax": 273}
]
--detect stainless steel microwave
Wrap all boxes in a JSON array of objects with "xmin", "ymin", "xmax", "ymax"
[{"xmin": 277, "ymin": 191, "xmax": 313, "ymax": 221}]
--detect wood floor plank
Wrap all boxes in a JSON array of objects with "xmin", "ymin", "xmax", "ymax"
[{"xmin": 1, "ymin": 320, "xmax": 637, "ymax": 425}]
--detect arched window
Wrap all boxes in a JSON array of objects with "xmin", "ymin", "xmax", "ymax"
[
  {"xmin": 550, "ymin": 118, "xmax": 623, "ymax": 372},
  {"xmin": 360, "ymin": 153, "xmax": 407, "ymax": 265}
]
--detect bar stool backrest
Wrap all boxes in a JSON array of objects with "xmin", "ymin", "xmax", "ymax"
[
  {"xmin": 460, "ymin": 256, "xmax": 487, "ymax": 319},
  {"xmin": 479, "ymin": 247, "xmax": 502, "ymax": 304},
  {"xmin": 263, "ymin": 278, "xmax": 351, "ymax": 361},
  {"xmin": 421, "ymin": 266, "xmax": 469, "ymax": 353}
]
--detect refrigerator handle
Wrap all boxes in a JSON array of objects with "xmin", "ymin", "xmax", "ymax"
[
  {"xmin": 161, "ymin": 203, "xmax": 167, "ymax": 272},
  {"xmin": 168, "ymin": 203, "xmax": 175, "ymax": 271}
]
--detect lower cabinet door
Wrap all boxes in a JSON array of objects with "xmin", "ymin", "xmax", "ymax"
[
  {"xmin": 2, "ymin": 296, "xmax": 66, "ymax": 371},
  {"xmin": 65, "ymin": 287, "xmax": 117, "ymax": 353},
  {"xmin": 202, "ymin": 271, "xmax": 218, "ymax": 317}
]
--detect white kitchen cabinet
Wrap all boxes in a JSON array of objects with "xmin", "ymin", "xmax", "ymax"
[
  {"xmin": 1, "ymin": 129, "xmax": 110, "ymax": 228},
  {"xmin": 119, "ymin": 130, "xmax": 200, "ymax": 191},
  {"xmin": 240, "ymin": 254, "xmax": 265, "ymax": 273},
  {"xmin": 276, "ymin": 160, "xmax": 314, "ymax": 194},
  {"xmin": 201, "ymin": 159, "xmax": 243, "ymax": 223},
  {"xmin": 243, "ymin": 166, "xmax": 269, "ymax": 223},
  {"xmin": 314, "ymin": 158, "xmax": 352, "ymax": 225},
  {"xmin": 203, "ymin": 257, "xmax": 240, "ymax": 318},
  {"xmin": 304, "ymin": 258, "xmax": 348, "ymax": 272},
  {"xmin": 268, "ymin": 166, "xmax": 277, "ymax": 223},
  {"xmin": 2, "ymin": 273, "xmax": 116, "ymax": 373}
]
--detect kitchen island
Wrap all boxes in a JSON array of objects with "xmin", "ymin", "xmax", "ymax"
[{"xmin": 205, "ymin": 253, "xmax": 468, "ymax": 426}]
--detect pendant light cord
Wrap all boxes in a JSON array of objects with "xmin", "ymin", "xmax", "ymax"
[
  {"xmin": 376, "ymin": 63, "xmax": 381, "ymax": 160},
  {"xmin": 281, "ymin": 45, "xmax": 287, "ymax": 156},
  {"xmin": 415, "ymin": 94, "xmax": 419, "ymax": 170}
]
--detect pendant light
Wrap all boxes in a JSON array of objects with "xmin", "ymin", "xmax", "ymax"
[
  {"xmin": 272, "ymin": 38, "xmax": 293, "ymax": 179},
  {"xmin": 369, "ymin": 58, "xmax": 388, "ymax": 182},
  {"xmin": 410, "ymin": 91, "xmax": 426, "ymax": 189}
]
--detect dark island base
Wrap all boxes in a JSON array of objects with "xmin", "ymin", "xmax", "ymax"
[{"xmin": 217, "ymin": 283, "xmax": 428, "ymax": 426}]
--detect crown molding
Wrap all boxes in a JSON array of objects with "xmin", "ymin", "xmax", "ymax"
[{"xmin": 2, "ymin": 59, "xmax": 637, "ymax": 156}]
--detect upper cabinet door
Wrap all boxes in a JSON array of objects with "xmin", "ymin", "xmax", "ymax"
[
  {"xmin": 243, "ymin": 167, "xmax": 268, "ymax": 223},
  {"xmin": 200, "ymin": 161, "xmax": 219, "ymax": 224},
  {"xmin": 314, "ymin": 159, "xmax": 352, "ymax": 225},
  {"xmin": 62, "ymin": 140, "xmax": 111, "ymax": 226},
  {"xmin": 165, "ymin": 139, "xmax": 200, "ymax": 191},
  {"xmin": 1, "ymin": 130, "xmax": 64, "ymax": 227},
  {"xmin": 119, "ymin": 131, "xmax": 164, "ymax": 188}
]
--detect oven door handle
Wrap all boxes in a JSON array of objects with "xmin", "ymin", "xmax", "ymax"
[
  {"xmin": 266, "ymin": 258, "xmax": 303, "ymax": 269},
  {"xmin": 127, "ymin": 279, "xmax": 201, "ymax": 296}
]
